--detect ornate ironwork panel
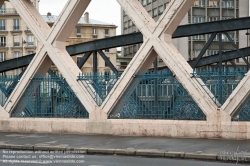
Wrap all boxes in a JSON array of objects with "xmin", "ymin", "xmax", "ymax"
[
  {"xmin": 0, "ymin": 75, "xmax": 20, "ymax": 106},
  {"xmin": 109, "ymin": 70, "xmax": 206, "ymax": 120},
  {"xmin": 232, "ymin": 97, "xmax": 250, "ymax": 121},
  {"xmin": 192, "ymin": 67, "xmax": 246, "ymax": 107},
  {"xmin": 78, "ymin": 72, "xmax": 120, "ymax": 106},
  {"xmin": 11, "ymin": 74, "xmax": 89, "ymax": 118}
]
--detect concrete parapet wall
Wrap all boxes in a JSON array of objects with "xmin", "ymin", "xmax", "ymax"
[{"xmin": 0, "ymin": 118, "xmax": 249, "ymax": 139}]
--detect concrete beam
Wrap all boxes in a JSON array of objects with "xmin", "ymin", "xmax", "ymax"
[
  {"xmin": 101, "ymin": 0, "xmax": 216, "ymax": 118},
  {"xmin": 5, "ymin": 0, "xmax": 96, "ymax": 116}
]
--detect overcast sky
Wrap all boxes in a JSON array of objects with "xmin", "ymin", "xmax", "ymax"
[{"xmin": 39, "ymin": 0, "xmax": 122, "ymax": 35}]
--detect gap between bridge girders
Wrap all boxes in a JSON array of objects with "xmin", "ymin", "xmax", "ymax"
[
  {"xmin": 1, "ymin": 47, "xmax": 249, "ymax": 73},
  {"xmin": 1, "ymin": 17, "xmax": 250, "ymax": 72}
]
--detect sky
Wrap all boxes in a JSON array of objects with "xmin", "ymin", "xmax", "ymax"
[{"xmin": 39, "ymin": 0, "xmax": 122, "ymax": 35}]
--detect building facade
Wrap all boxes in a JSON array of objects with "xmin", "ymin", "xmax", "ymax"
[
  {"xmin": 0, "ymin": 1, "xmax": 117, "ymax": 75},
  {"xmin": 120, "ymin": 0, "xmax": 249, "ymax": 71},
  {"xmin": 43, "ymin": 12, "xmax": 117, "ymax": 73},
  {"xmin": 0, "ymin": 0, "xmax": 39, "ymax": 75}
]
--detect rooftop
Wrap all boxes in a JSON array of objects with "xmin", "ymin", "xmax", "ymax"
[{"xmin": 42, "ymin": 14, "xmax": 116, "ymax": 27}]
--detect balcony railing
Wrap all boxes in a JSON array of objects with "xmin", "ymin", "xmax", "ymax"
[
  {"xmin": 13, "ymin": 26, "xmax": 20, "ymax": 31},
  {"xmin": 14, "ymin": 42, "xmax": 20, "ymax": 47},
  {"xmin": 0, "ymin": 26, "xmax": 5, "ymax": 31},
  {"xmin": 0, "ymin": 9, "xmax": 18, "ymax": 15},
  {"xmin": 27, "ymin": 42, "xmax": 34, "ymax": 46},
  {"xmin": 0, "ymin": 43, "xmax": 6, "ymax": 47}
]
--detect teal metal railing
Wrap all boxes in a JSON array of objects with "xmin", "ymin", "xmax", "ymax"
[
  {"xmin": 0, "ymin": 68, "xmax": 249, "ymax": 120},
  {"xmin": 192, "ymin": 68, "xmax": 246, "ymax": 107},
  {"xmin": 109, "ymin": 70, "xmax": 206, "ymax": 120},
  {"xmin": 0, "ymin": 75, "xmax": 20, "ymax": 106},
  {"xmin": 78, "ymin": 72, "xmax": 120, "ymax": 106},
  {"xmin": 11, "ymin": 74, "xmax": 89, "ymax": 118}
]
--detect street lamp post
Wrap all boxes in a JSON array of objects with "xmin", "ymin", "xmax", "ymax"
[
  {"xmin": 21, "ymin": 38, "xmax": 27, "ymax": 57},
  {"xmin": 21, "ymin": 38, "xmax": 26, "ymax": 71}
]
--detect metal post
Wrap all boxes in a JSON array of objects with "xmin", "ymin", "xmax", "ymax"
[
  {"xmin": 93, "ymin": 51, "xmax": 98, "ymax": 96},
  {"xmin": 219, "ymin": 32, "xmax": 223, "ymax": 73},
  {"xmin": 51, "ymin": 88, "xmax": 57, "ymax": 117},
  {"xmin": 219, "ymin": 32, "xmax": 223, "ymax": 105},
  {"xmin": 153, "ymin": 58, "xmax": 158, "ymax": 115},
  {"xmin": 246, "ymin": 30, "xmax": 249, "ymax": 70},
  {"xmin": 93, "ymin": 51, "xmax": 97, "ymax": 73}
]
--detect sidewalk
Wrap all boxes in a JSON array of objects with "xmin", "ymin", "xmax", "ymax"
[{"xmin": 0, "ymin": 132, "xmax": 250, "ymax": 162}]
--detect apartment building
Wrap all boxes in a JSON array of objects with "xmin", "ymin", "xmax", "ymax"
[
  {"xmin": 0, "ymin": 0, "xmax": 117, "ymax": 74},
  {"xmin": 0, "ymin": 0, "xmax": 39, "ymax": 75},
  {"xmin": 44, "ymin": 12, "xmax": 117, "ymax": 73},
  {"xmin": 120, "ymin": 0, "xmax": 249, "ymax": 71}
]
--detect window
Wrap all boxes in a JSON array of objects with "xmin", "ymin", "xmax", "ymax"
[
  {"xmin": 13, "ymin": 51, "xmax": 21, "ymax": 75},
  {"xmin": 129, "ymin": 46, "xmax": 132, "ymax": 54},
  {"xmin": 192, "ymin": 16, "xmax": 205, "ymax": 23},
  {"xmin": 207, "ymin": 0, "xmax": 220, "ymax": 7},
  {"xmin": 133, "ymin": 45, "xmax": 137, "ymax": 53},
  {"xmin": 148, "ymin": 10, "xmax": 152, "ymax": 17},
  {"xmin": 76, "ymin": 28, "xmax": 81, "ymax": 37},
  {"xmin": 141, "ymin": 0, "xmax": 146, "ymax": 6},
  {"xmin": 105, "ymin": 49, "xmax": 109, "ymax": 52},
  {"xmin": 158, "ymin": 5, "xmax": 164, "ymax": 15},
  {"xmin": 14, "ymin": 35, "xmax": 20, "ymax": 46},
  {"xmin": 105, "ymin": 29, "xmax": 109, "ymax": 37},
  {"xmin": 195, "ymin": 0, "xmax": 205, "ymax": 7},
  {"xmin": 28, "ymin": 51, "xmax": 34, "ymax": 55},
  {"xmin": 0, "ymin": 51, "xmax": 6, "ymax": 75},
  {"xmin": 222, "ymin": 0, "xmax": 234, "ymax": 8},
  {"xmin": 92, "ymin": 28, "xmax": 97, "ymax": 36},
  {"xmin": 27, "ymin": 35, "xmax": 34, "ymax": 46},
  {"xmin": 124, "ymin": 21, "xmax": 128, "ymax": 29},
  {"xmin": 0, "ymin": 3, "xmax": 5, "ymax": 14},
  {"xmin": 147, "ymin": 0, "xmax": 152, "ymax": 4},
  {"xmin": 164, "ymin": 2, "xmax": 170, "ymax": 9},
  {"xmin": 14, "ymin": 51, "xmax": 20, "ymax": 59},
  {"xmin": 208, "ymin": 16, "xmax": 219, "ymax": 22},
  {"xmin": 0, "ymin": 19, "xmax": 5, "ymax": 31},
  {"xmin": 208, "ymin": 50, "xmax": 219, "ymax": 56},
  {"xmin": 0, "ymin": 36, "xmax": 6, "ymax": 47},
  {"xmin": 0, "ymin": 52, "xmax": 5, "ymax": 62},
  {"xmin": 193, "ymin": 35, "xmax": 205, "ymax": 40},
  {"xmin": 13, "ymin": 19, "xmax": 20, "ymax": 30},
  {"xmin": 153, "ymin": 8, "xmax": 157, "ymax": 17},
  {"xmin": 124, "ymin": 47, "xmax": 129, "ymax": 55},
  {"xmin": 128, "ymin": 20, "xmax": 132, "ymax": 27}
]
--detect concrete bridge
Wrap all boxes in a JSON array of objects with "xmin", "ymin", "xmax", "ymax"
[{"xmin": 0, "ymin": 0, "xmax": 250, "ymax": 140}]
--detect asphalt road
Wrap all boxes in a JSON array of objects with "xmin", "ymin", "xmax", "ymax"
[
  {"xmin": 0, "ymin": 132, "xmax": 250, "ymax": 154},
  {"xmin": 0, "ymin": 151, "xmax": 247, "ymax": 166}
]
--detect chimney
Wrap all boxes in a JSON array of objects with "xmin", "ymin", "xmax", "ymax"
[
  {"xmin": 84, "ymin": 12, "xmax": 89, "ymax": 23},
  {"xmin": 47, "ymin": 12, "xmax": 52, "ymax": 17}
]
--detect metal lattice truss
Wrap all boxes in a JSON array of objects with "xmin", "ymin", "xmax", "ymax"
[{"xmin": 0, "ymin": 0, "xmax": 248, "ymax": 119}]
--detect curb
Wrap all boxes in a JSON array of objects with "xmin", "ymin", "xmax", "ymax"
[{"xmin": 0, "ymin": 144, "xmax": 249, "ymax": 163}]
